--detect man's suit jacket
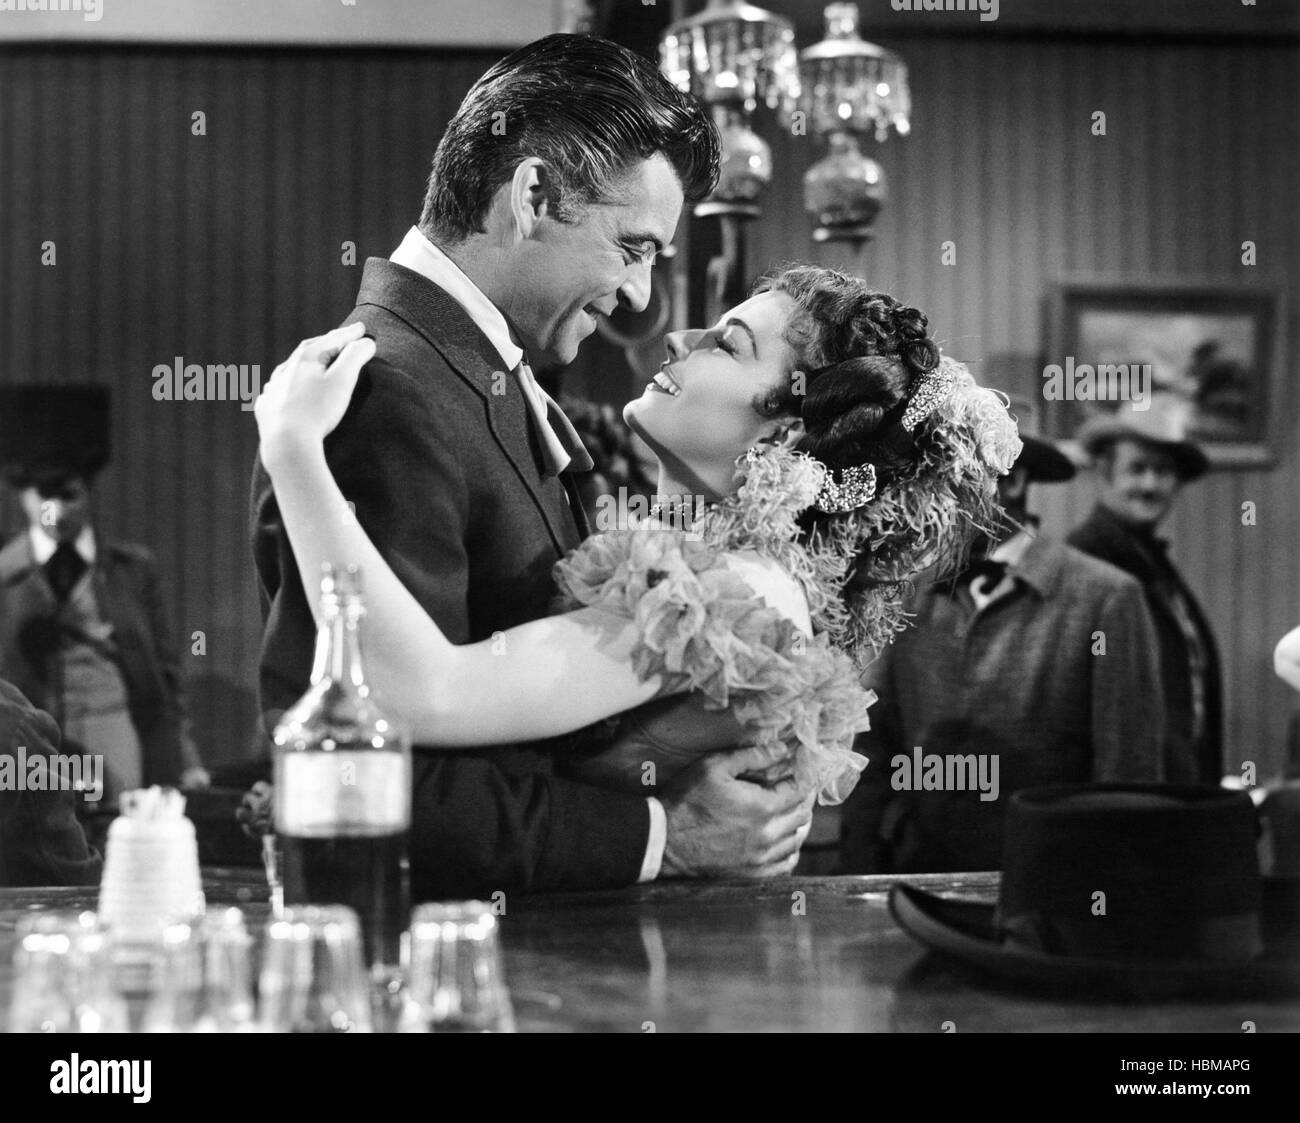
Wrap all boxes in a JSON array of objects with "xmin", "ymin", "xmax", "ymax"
[
  {"xmin": 251, "ymin": 258, "xmax": 651, "ymax": 899},
  {"xmin": 0, "ymin": 677, "xmax": 103, "ymax": 887},
  {"xmin": 0, "ymin": 534, "xmax": 199, "ymax": 787},
  {"xmin": 840, "ymin": 535, "xmax": 1168, "ymax": 873},
  {"xmin": 1068, "ymin": 503, "xmax": 1222, "ymax": 784}
]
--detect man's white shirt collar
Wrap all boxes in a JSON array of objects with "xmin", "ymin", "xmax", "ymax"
[
  {"xmin": 390, "ymin": 226, "xmax": 523, "ymax": 371},
  {"xmin": 968, "ymin": 526, "xmax": 1033, "ymax": 612},
  {"xmin": 30, "ymin": 524, "xmax": 96, "ymax": 566},
  {"xmin": 390, "ymin": 226, "xmax": 575, "ymax": 475}
]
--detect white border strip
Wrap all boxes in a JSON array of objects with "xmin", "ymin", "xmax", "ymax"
[{"xmin": 0, "ymin": 0, "xmax": 567, "ymax": 47}]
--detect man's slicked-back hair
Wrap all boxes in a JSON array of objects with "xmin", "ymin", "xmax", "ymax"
[{"xmin": 419, "ymin": 34, "xmax": 719, "ymax": 243}]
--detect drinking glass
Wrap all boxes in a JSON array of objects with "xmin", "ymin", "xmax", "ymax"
[
  {"xmin": 259, "ymin": 905, "xmax": 372, "ymax": 1032},
  {"xmin": 139, "ymin": 920, "xmax": 203, "ymax": 1032},
  {"xmin": 9, "ymin": 910, "xmax": 127, "ymax": 1033},
  {"xmin": 140, "ymin": 909, "xmax": 258, "ymax": 1032},
  {"xmin": 400, "ymin": 901, "xmax": 514, "ymax": 1032}
]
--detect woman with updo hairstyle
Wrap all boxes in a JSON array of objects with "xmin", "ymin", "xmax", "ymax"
[
  {"xmin": 742, "ymin": 264, "xmax": 1020, "ymax": 655},
  {"xmin": 254, "ymin": 263, "xmax": 1020, "ymax": 836}
]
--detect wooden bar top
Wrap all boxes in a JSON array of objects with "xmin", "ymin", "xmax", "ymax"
[{"xmin": 3, "ymin": 870, "xmax": 1297, "ymax": 1032}]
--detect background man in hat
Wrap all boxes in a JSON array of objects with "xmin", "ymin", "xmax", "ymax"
[
  {"xmin": 840, "ymin": 401, "xmax": 1167, "ymax": 873},
  {"xmin": 1068, "ymin": 394, "xmax": 1222, "ymax": 785},
  {"xmin": 0, "ymin": 386, "xmax": 209, "ymax": 831}
]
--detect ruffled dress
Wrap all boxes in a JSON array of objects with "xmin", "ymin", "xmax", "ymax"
[{"xmin": 552, "ymin": 447, "xmax": 873, "ymax": 806}]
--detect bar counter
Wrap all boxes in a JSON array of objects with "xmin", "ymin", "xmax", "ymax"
[{"xmin": 3, "ymin": 869, "xmax": 1297, "ymax": 1032}]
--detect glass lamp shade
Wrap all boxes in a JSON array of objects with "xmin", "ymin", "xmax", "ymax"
[
  {"xmin": 802, "ymin": 132, "xmax": 885, "ymax": 243},
  {"xmin": 708, "ymin": 108, "xmax": 773, "ymax": 209},
  {"xmin": 660, "ymin": 0, "xmax": 801, "ymax": 115},
  {"xmin": 800, "ymin": 3, "xmax": 911, "ymax": 143}
]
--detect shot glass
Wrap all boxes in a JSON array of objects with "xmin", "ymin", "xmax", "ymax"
[
  {"xmin": 9, "ymin": 910, "xmax": 127, "ymax": 1033},
  {"xmin": 259, "ymin": 905, "xmax": 372, "ymax": 1033},
  {"xmin": 140, "ymin": 909, "xmax": 258, "ymax": 1032},
  {"xmin": 400, "ymin": 901, "xmax": 514, "ymax": 1033}
]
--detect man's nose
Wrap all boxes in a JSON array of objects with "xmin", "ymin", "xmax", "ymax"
[{"xmin": 617, "ymin": 259, "xmax": 654, "ymax": 316}]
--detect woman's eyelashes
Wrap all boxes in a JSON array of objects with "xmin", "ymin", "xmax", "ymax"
[{"xmin": 707, "ymin": 329, "xmax": 737, "ymax": 356}]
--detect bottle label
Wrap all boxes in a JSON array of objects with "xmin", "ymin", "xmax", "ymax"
[{"xmin": 276, "ymin": 751, "xmax": 410, "ymax": 836}]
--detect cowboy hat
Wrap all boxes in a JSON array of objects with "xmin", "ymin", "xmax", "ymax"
[
  {"xmin": 889, "ymin": 784, "xmax": 1300, "ymax": 999},
  {"xmin": 1005, "ymin": 396, "xmax": 1074, "ymax": 483},
  {"xmin": 1075, "ymin": 393, "xmax": 1209, "ymax": 481}
]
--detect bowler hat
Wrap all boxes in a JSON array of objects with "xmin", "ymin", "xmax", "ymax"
[
  {"xmin": 0, "ymin": 385, "xmax": 111, "ymax": 486},
  {"xmin": 1075, "ymin": 393, "xmax": 1209, "ymax": 481},
  {"xmin": 1006, "ymin": 396, "xmax": 1074, "ymax": 483},
  {"xmin": 889, "ymin": 784, "xmax": 1300, "ymax": 999}
]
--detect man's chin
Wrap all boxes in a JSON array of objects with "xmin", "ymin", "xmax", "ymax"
[
  {"xmin": 1118, "ymin": 498, "xmax": 1168, "ymax": 528},
  {"xmin": 542, "ymin": 320, "xmax": 600, "ymax": 369}
]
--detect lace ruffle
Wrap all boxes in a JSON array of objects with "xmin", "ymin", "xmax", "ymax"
[
  {"xmin": 550, "ymin": 362, "xmax": 1017, "ymax": 802},
  {"xmin": 553, "ymin": 522, "xmax": 871, "ymax": 805}
]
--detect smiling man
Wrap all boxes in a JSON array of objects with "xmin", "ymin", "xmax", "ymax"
[
  {"xmin": 1068, "ymin": 395, "xmax": 1221, "ymax": 785},
  {"xmin": 253, "ymin": 35, "xmax": 814, "ymax": 898}
]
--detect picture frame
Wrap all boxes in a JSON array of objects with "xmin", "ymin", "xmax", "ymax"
[{"xmin": 1043, "ymin": 278, "xmax": 1284, "ymax": 467}]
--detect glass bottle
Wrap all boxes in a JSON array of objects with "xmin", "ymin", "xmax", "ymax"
[{"xmin": 272, "ymin": 564, "xmax": 411, "ymax": 980}]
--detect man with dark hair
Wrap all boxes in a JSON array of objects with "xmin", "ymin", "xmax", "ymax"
[
  {"xmin": 840, "ymin": 402, "xmax": 1167, "ymax": 873},
  {"xmin": 253, "ymin": 35, "xmax": 810, "ymax": 898},
  {"xmin": 421, "ymin": 34, "xmax": 718, "ymax": 247},
  {"xmin": 1068, "ymin": 395, "xmax": 1223, "ymax": 785}
]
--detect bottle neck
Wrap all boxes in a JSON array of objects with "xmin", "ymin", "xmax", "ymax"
[{"xmin": 308, "ymin": 597, "xmax": 369, "ymax": 693}]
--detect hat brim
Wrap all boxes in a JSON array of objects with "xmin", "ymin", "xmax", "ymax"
[
  {"xmin": 889, "ymin": 879, "xmax": 1300, "ymax": 1000},
  {"xmin": 1016, "ymin": 436, "xmax": 1076, "ymax": 483},
  {"xmin": 1077, "ymin": 427, "xmax": 1210, "ymax": 482}
]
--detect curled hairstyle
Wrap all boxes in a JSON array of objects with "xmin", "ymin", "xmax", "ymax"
[
  {"xmin": 753, "ymin": 264, "xmax": 940, "ymax": 478},
  {"xmin": 743, "ymin": 265, "xmax": 1016, "ymax": 659},
  {"xmin": 420, "ymin": 34, "xmax": 720, "ymax": 242}
]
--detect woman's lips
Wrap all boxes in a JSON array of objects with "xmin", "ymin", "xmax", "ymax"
[{"xmin": 649, "ymin": 366, "xmax": 682, "ymax": 396}]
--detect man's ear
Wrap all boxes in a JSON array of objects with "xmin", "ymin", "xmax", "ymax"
[{"xmin": 508, "ymin": 158, "xmax": 552, "ymax": 241}]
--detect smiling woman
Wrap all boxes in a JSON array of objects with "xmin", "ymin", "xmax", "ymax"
[
  {"xmin": 252, "ymin": 261, "xmax": 1018, "ymax": 820},
  {"xmin": 625, "ymin": 289, "xmax": 801, "ymax": 502}
]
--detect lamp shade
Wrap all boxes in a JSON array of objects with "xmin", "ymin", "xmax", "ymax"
[{"xmin": 659, "ymin": 0, "xmax": 800, "ymax": 114}]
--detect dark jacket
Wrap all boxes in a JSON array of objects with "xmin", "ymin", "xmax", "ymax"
[
  {"xmin": 1068, "ymin": 503, "xmax": 1222, "ymax": 784},
  {"xmin": 251, "ymin": 258, "xmax": 651, "ymax": 900},
  {"xmin": 0, "ymin": 534, "xmax": 201, "ymax": 786},
  {"xmin": 841, "ymin": 535, "xmax": 1167, "ymax": 874},
  {"xmin": 0, "ymin": 678, "xmax": 102, "ymax": 887}
]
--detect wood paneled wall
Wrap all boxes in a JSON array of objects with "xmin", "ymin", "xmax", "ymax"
[
  {"xmin": 744, "ymin": 32, "xmax": 1299, "ymax": 780},
  {"xmin": 1, "ymin": 30, "xmax": 1296, "ymax": 776},
  {"xmin": 0, "ymin": 46, "xmax": 499, "ymax": 762}
]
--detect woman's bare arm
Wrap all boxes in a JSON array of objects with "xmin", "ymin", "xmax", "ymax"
[
  {"xmin": 1276, "ymin": 625, "xmax": 1300, "ymax": 694},
  {"xmin": 263, "ymin": 438, "xmax": 663, "ymax": 746}
]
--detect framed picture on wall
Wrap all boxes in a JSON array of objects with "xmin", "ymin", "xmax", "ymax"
[{"xmin": 1043, "ymin": 278, "xmax": 1284, "ymax": 466}]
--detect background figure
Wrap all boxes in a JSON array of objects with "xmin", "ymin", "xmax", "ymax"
[
  {"xmin": 840, "ymin": 400, "xmax": 1166, "ymax": 873},
  {"xmin": 0, "ymin": 677, "xmax": 103, "ymax": 887},
  {"xmin": 0, "ymin": 386, "xmax": 208, "ymax": 829},
  {"xmin": 1068, "ymin": 394, "xmax": 1222, "ymax": 785}
]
